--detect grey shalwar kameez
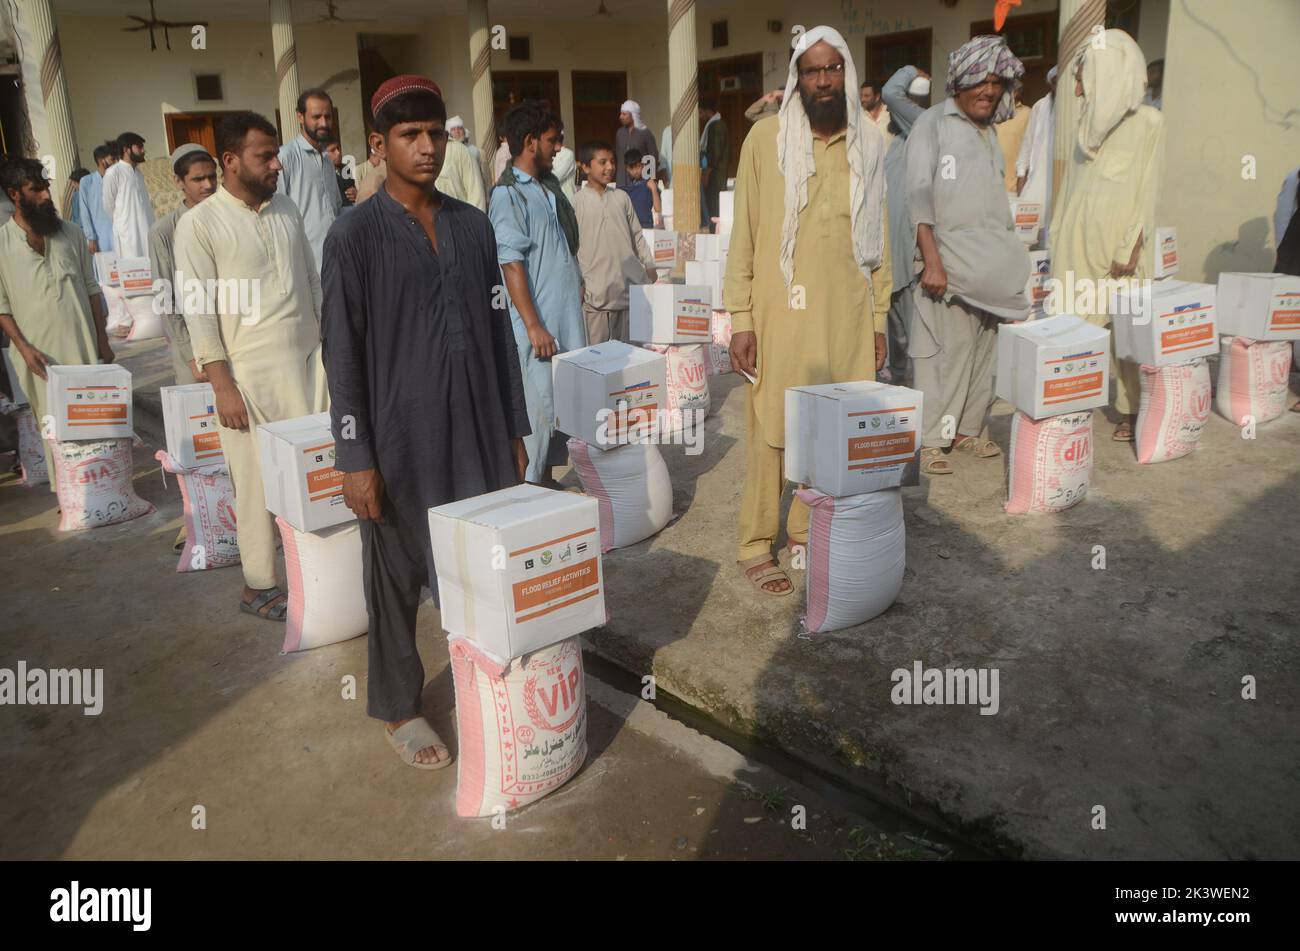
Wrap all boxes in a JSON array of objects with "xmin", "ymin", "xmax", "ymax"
[
  {"xmin": 321, "ymin": 187, "xmax": 530, "ymax": 722},
  {"xmin": 904, "ymin": 98, "xmax": 1029, "ymax": 447}
]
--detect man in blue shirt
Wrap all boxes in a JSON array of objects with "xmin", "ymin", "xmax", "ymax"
[
  {"xmin": 76, "ymin": 143, "xmax": 118, "ymax": 256},
  {"xmin": 489, "ymin": 100, "xmax": 585, "ymax": 488},
  {"xmin": 276, "ymin": 87, "xmax": 342, "ymax": 274}
]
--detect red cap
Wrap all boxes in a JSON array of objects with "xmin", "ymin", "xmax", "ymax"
[{"xmin": 370, "ymin": 75, "xmax": 443, "ymax": 119}]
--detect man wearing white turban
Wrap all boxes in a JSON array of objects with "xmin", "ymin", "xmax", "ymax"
[
  {"xmin": 615, "ymin": 100, "xmax": 660, "ymax": 187},
  {"xmin": 1049, "ymin": 29, "xmax": 1163, "ymax": 442},
  {"xmin": 905, "ymin": 34, "xmax": 1030, "ymax": 475},
  {"xmin": 723, "ymin": 25, "xmax": 891, "ymax": 596}
]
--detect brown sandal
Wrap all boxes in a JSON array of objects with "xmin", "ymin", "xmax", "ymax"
[
  {"xmin": 952, "ymin": 435, "xmax": 1001, "ymax": 457},
  {"xmin": 740, "ymin": 555, "xmax": 794, "ymax": 597},
  {"xmin": 1112, "ymin": 420, "xmax": 1135, "ymax": 441},
  {"xmin": 920, "ymin": 447, "xmax": 953, "ymax": 475}
]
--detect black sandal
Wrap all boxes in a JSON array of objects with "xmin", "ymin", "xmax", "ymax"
[{"xmin": 240, "ymin": 586, "xmax": 288, "ymax": 622}]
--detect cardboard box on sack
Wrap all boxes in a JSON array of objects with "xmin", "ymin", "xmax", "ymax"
[
  {"xmin": 1215, "ymin": 272, "xmax": 1300, "ymax": 340},
  {"xmin": 256, "ymin": 412, "xmax": 351, "ymax": 532},
  {"xmin": 996, "ymin": 315, "xmax": 1110, "ymax": 418},
  {"xmin": 161, "ymin": 382, "xmax": 224, "ymax": 468},
  {"xmin": 116, "ymin": 257, "xmax": 153, "ymax": 297},
  {"xmin": 1009, "ymin": 197, "xmax": 1042, "ymax": 244},
  {"xmin": 629, "ymin": 284, "xmax": 714, "ymax": 344},
  {"xmin": 1110, "ymin": 280, "xmax": 1217, "ymax": 366},
  {"xmin": 1153, "ymin": 227, "xmax": 1179, "ymax": 279},
  {"xmin": 693, "ymin": 233, "xmax": 730, "ymax": 261},
  {"xmin": 684, "ymin": 259, "xmax": 726, "ymax": 308},
  {"xmin": 552, "ymin": 341, "xmax": 666, "ymax": 448},
  {"xmin": 785, "ymin": 381, "xmax": 922, "ymax": 496},
  {"xmin": 45, "ymin": 364, "xmax": 132, "ymax": 440},
  {"xmin": 429, "ymin": 484, "xmax": 606, "ymax": 660},
  {"xmin": 93, "ymin": 251, "xmax": 119, "ymax": 285}
]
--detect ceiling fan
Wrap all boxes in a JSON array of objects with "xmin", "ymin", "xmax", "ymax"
[
  {"xmin": 122, "ymin": 0, "xmax": 208, "ymax": 52},
  {"xmin": 313, "ymin": 0, "xmax": 378, "ymax": 24}
]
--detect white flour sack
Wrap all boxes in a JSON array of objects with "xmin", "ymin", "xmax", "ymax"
[
  {"xmin": 1214, "ymin": 336, "xmax": 1292, "ymax": 426},
  {"xmin": 642, "ymin": 343, "xmax": 711, "ymax": 426},
  {"xmin": 50, "ymin": 437, "xmax": 153, "ymax": 530},
  {"xmin": 155, "ymin": 450, "xmax": 240, "ymax": 572},
  {"xmin": 101, "ymin": 284, "xmax": 130, "ymax": 335},
  {"xmin": 1135, "ymin": 360, "xmax": 1212, "ymax": 464},
  {"xmin": 449, "ymin": 635, "xmax": 588, "ymax": 818},
  {"xmin": 567, "ymin": 437, "xmax": 672, "ymax": 552},
  {"xmin": 276, "ymin": 517, "xmax": 368, "ymax": 653},
  {"xmin": 796, "ymin": 488, "xmax": 906, "ymax": 633},
  {"xmin": 124, "ymin": 297, "xmax": 165, "ymax": 342},
  {"xmin": 1004, "ymin": 411, "xmax": 1093, "ymax": 515},
  {"xmin": 16, "ymin": 407, "xmax": 49, "ymax": 486}
]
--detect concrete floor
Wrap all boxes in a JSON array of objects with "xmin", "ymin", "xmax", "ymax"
[
  {"xmin": 587, "ymin": 370, "xmax": 1300, "ymax": 859},
  {"xmin": 0, "ymin": 353, "xmax": 947, "ymax": 859},
  {"xmin": 4, "ymin": 337, "xmax": 1296, "ymax": 860}
]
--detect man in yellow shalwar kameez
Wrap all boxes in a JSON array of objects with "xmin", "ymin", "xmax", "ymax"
[
  {"xmin": 1050, "ymin": 29, "xmax": 1164, "ymax": 442},
  {"xmin": 724, "ymin": 26, "xmax": 891, "ymax": 597}
]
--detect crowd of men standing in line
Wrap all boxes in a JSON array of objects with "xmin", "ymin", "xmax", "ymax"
[{"xmin": 1, "ymin": 26, "xmax": 1297, "ymax": 770}]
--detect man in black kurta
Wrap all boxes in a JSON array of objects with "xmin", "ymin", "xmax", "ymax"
[{"xmin": 321, "ymin": 76, "xmax": 529, "ymax": 769}]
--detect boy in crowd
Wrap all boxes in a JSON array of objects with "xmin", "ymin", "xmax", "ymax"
[
  {"xmin": 573, "ymin": 141, "xmax": 658, "ymax": 345},
  {"xmin": 619, "ymin": 147, "xmax": 661, "ymax": 228}
]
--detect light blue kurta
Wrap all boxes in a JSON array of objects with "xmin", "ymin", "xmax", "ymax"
[
  {"xmin": 76, "ymin": 171, "xmax": 114, "ymax": 253},
  {"xmin": 488, "ymin": 169, "xmax": 585, "ymax": 482}
]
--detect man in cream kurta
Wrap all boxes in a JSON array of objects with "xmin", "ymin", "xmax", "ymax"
[
  {"xmin": 725, "ymin": 28, "xmax": 891, "ymax": 594},
  {"xmin": 1050, "ymin": 30, "xmax": 1163, "ymax": 438},
  {"xmin": 175, "ymin": 113, "xmax": 328, "ymax": 619},
  {"xmin": 435, "ymin": 139, "xmax": 486, "ymax": 211}
]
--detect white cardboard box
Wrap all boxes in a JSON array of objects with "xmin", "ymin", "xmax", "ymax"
[
  {"xmin": 1153, "ymin": 227, "xmax": 1179, "ymax": 279},
  {"xmin": 552, "ymin": 340, "xmax": 666, "ymax": 449},
  {"xmin": 629, "ymin": 284, "xmax": 714, "ymax": 344},
  {"xmin": 161, "ymin": 383, "xmax": 224, "ymax": 468},
  {"xmin": 45, "ymin": 364, "xmax": 132, "ymax": 440},
  {"xmin": 256, "ymin": 412, "xmax": 352, "ymax": 532},
  {"xmin": 996, "ymin": 315, "xmax": 1110, "ymax": 418},
  {"xmin": 1009, "ymin": 197, "xmax": 1042, "ymax": 244},
  {"xmin": 684, "ymin": 259, "xmax": 726, "ymax": 309},
  {"xmin": 661, "ymin": 188, "xmax": 673, "ymax": 218},
  {"xmin": 784, "ymin": 381, "xmax": 922, "ymax": 496},
  {"xmin": 116, "ymin": 257, "xmax": 153, "ymax": 297},
  {"xmin": 641, "ymin": 229, "xmax": 679, "ymax": 268},
  {"xmin": 1215, "ymin": 272, "xmax": 1300, "ymax": 340},
  {"xmin": 1025, "ymin": 250, "xmax": 1051, "ymax": 318},
  {"xmin": 693, "ymin": 233, "xmax": 731, "ymax": 261},
  {"xmin": 717, "ymin": 191, "xmax": 734, "ymax": 220},
  {"xmin": 1110, "ymin": 279, "xmax": 1217, "ymax": 366},
  {"xmin": 428, "ymin": 484, "xmax": 606, "ymax": 660},
  {"xmin": 93, "ymin": 251, "xmax": 119, "ymax": 286}
]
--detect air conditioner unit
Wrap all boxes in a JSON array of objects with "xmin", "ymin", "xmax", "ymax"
[{"xmin": 720, "ymin": 76, "xmax": 740, "ymax": 92}]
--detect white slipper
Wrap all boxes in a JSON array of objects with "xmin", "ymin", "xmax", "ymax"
[{"xmin": 386, "ymin": 718, "xmax": 453, "ymax": 771}]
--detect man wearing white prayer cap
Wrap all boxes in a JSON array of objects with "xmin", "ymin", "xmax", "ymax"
[
  {"xmin": 615, "ymin": 99, "xmax": 659, "ymax": 187},
  {"xmin": 446, "ymin": 114, "xmax": 482, "ymax": 170},
  {"xmin": 723, "ymin": 25, "xmax": 891, "ymax": 597}
]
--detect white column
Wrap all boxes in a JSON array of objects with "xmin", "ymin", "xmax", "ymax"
[
  {"xmin": 468, "ymin": 0, "xmax": 496, "ymax": 184},
  {"xmin": 270, "ymin": 0, "xmax": 300, "ymax": 143},
  {"xmin": 667, "ymin": 0, "xmax": 700, "ymax": 234},
  {"xmin": 16, "ymin": 0, "xmax": 81, "ymax": 215},
  {"xmin": 1053, "ymin": 0, "xmax": 1106, "ymax": 208}
]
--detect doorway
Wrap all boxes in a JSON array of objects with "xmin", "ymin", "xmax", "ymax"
[
  {"xmin": 697, "ymin": 52, "xmax": 762, "ymax": 179},
  {"xmin": 864, "ymin": 28, "xmax": 934, "ymax": 108},
  {"xmin": 164, "ymin": 111, "xmax": 244, "ymax": 154},
  {"xmin": 492, "ymin": 71, "xmax": 561, "ymax": 128},
  {"xmin": 571, "ymin": 71, "xmax": 627, "ymax": 151}
]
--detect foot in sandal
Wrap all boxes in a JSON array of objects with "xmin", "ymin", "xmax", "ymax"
[
  {"xmin": 951, "ymin": 434, "xmax": 1001, "ymax": 457},
  {"xmin": 386, "ymin": 717, "xmax": 453, "ymax": 770},
  {"xmin": 740, "ymin": 555, "xmax": 794, "ymax": 596},
  {"xmin": 1112, "ymin": 416, "xmax": 1136, "ymax": 441},
  {"xmin": 240, "ymin": 585, "xmax": 288, "ymax": 621},
  {"xmin": 920, "ymin": 447, "xmax": 954, "ymax": 475}
]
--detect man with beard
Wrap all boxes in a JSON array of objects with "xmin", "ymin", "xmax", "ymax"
[
  {"xmin": 905, "ymin": 35, "xmax": 1030, "ymax": 475},
  {"xmin": 723, "ymin": 26, "xmax": 891, "ymax": 597},
  {"xmin": 321, "ymin": 76, "xmax": 529, "ymax": 769},
  {"xmin": 175, "ymin": 112, "xmax": 329, "ymax": 622},
  {"xmin": 77, "ymin": 143, "xmax": 118, "ymax": 255},
  {"xmin": 0, "ymin": 158, "xmax": 112, "ymax": 485},
  {"xmin": 101, "ymin": 132, "xmax": 155, "ymax": 258},
  {"xmin": 276, "ymin": 88, "xmax": 342, "ymax": 274},
  {"xmin": 149, "ymin": 144, "xmax": 218, "ymax": 386},
  {"xmin": 614, "ymin": 100, "xmax": 659, "ymax": 187},
  {"xmin": 490, "ymin": 99, "xmax": 584, "ymax": 488}
]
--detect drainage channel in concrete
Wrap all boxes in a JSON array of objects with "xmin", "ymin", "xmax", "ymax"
[{"xmin": 582, "ymin": 649, "xmax": 994, "ymax": 861}]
